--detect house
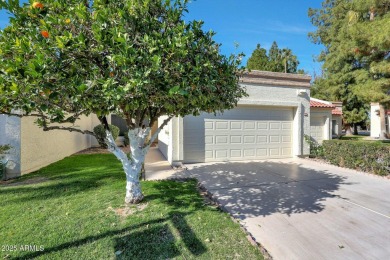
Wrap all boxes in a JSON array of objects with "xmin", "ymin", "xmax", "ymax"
[
  {"xmin": 2, "ymin": 70, "xmax": 340, "ymax": 178},
  {"xmin": 158, "ymin": 70, "xmax": 312, "ymax": 165},
  {"xmin": 370, "ymin": 103, "xmax": 390, "ymax": 138},
  {"xmin": 309, "ymin": 98, "xmax": 343, "ymax": 143}
]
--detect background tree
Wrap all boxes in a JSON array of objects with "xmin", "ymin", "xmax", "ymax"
[
  {"xmin": 309, "ymin": 0, "xmax": 390, "ymax": 137},
  {"xmin": 246, "ymin": 41, "xmax": 302, "ymax": 73},
  {"xmin": 0, "ymin": 0, "xmax": 246, "ymax": 203},
  {"xmin": 246, "ymin": 44, "xmax": 269, "ymax": 71}
]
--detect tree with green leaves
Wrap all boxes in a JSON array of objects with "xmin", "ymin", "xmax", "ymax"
[
  {"xmin": 309, "ymin": 0, "xmax": 390, "ymax": 137},
  {"xmin": 246, "ymin": 44, "xmax": 269, "ymax": 71},
  {"xmin": 247, "ymin": 41, "xmax": 302, "ymax": 73},
  {"xmin": 0, "ymin": 0, "xmax": 246, "ymax": 203}
]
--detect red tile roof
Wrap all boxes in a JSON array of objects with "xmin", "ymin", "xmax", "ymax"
[
  {"xmin": 310, "ymin": 100, "xmax": 335, "ymax": 109},
  {"xmin": 332, "ymin": 109, "xmax": 343, "ymax": 115}
]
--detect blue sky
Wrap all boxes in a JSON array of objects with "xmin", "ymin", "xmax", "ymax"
[
  {"xmin": 184, "ymin": 0, "xmax": 324, "ymax": 75},
  {"xmin": 0, "ymin": 0, "xmax": 324, "ymax": 75}
]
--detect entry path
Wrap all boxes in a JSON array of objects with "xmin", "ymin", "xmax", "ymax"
[{"xmin": 173, "ymin": 158, "xmax": 390, "ymax": 260}]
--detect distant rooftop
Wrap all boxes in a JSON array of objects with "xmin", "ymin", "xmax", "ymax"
[
  {"xmin": 240, "ymin": 70, "xmax": 311, "ymax": 88},
  {"xmin": 310, "ymin": 98, "xmax": 335, "ymax": 109}
]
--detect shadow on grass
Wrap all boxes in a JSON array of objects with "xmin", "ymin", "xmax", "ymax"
[
  {"xmin": 11, "ymin": 217, "xmax": 166, "ymax": 260},
  {"xmin": 114, "ymin": 211, "xmax": 206, "ymax": 259},
  {"xmin": 3, "ymin": 154, "xmax": 207, "ymax": 260}
]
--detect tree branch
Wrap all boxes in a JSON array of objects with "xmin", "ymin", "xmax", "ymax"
[
  {"xmin": 43, "ymin": 126, "xmax": 96, "ymax": 136},
  {"xmin": 143, "ymin": 115, "xmax": 173, "ymax": 149}
]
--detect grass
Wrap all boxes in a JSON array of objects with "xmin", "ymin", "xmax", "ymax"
[
  {"xmin": 339, "ymin": 135, "xmax": 390, "ymax": 144},
  {"xmin": 0, "ymin": 154, "xmax": 263, "ymax": 260}
]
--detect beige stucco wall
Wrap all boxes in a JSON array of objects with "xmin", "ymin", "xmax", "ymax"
[
  {"xmin": 370, "ymin": 103, "xmax": 381, "ymax": 138},
  {"xmin": 311, "ymin": 108, "xmax": 332, "ymax": 143},
  {"xmin": 20, "ymin": 114, "xmax": 100, "ymax": 175}
]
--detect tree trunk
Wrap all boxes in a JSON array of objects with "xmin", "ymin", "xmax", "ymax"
[
  {"xmin": 379, "ymin": 104, "xmax": 387, "ymax": 139},
  {"xmin": 345, "ymin": 123, "xmax": 353, "ymax": 135},
  {"xmin": 353, "ymin": 124, "xmax": 358, "ymax": 135},
  {"xmin": 103, "ymin": 116, "xmax": 172, "ymax": 204},
  {"xmin": 104, "ymin": 128, "xmax": 151, "ymax": 204}
]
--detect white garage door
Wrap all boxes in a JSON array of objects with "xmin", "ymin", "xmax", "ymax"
[
  {"xmin": 183, "ymin": 106, "xmax": 294, "ymax": 162},
  {"xmin": 310, "ymin": 117, "xmax": 325, "ymax": 144}
]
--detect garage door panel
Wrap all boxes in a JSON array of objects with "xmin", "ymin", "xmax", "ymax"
[
  {"xmin": 230, "ymin": 150, "xmax": 242, "ymax": 158},
  {"xmin": 215, "ymin": 136, "xmax": 228, "ymax": 144},
  {"xmin": 184, "ymin": 107, "xmax": 293, "ymax": 162},
  {"xmin": 257, "ymin": 135, "xmax": 267, "ymax": 143},
  {"xmin": 282, "ymin": 135, "xmax": 292, "ymax": 143},
  {"xmin": 282, "ymin": 148, "xmax": 292, "ymax": 156},
  {"xmin": 244, "ymin": 135, "xmax": 256, "ymax": 143},
  {"xmin": 269, "ymin": 135, "xmax": 280, "ymax": 143},
  {"xmin": 215, "ymin": 150, "xmax": 228, "ymax": 159},
  {"xmin": 244, "ymin": 121, "xmax": 256, "ymax": 129},
  {"xmin": 230, "ymin": 136, "xmax": 242, "ymax": 144},
  {"xmin": 282, "ymin": 123, "xmax": 292, "ymax": 130},
  {"xmin": 205, "ymin": 150, "xmax": 213, "ymax": 159},
  {"xmin": 204, "ymin": 121, "xmax": 214, "ymax": 130},
  {"xmin": 205, "ymin": 136, "xmax": 213, "ymax": 144},
  {"xmin": 270, "ymin": 122, "xmax": 281, "ymax": 130},
  {"xmin": 244, "ymin": 149, "xmax": 256, "ymax": 157},
  {"xmin": 230, "ymin": 121, "xmax": 242, "ymax": 130},
  {"xmin": 256, "ymin": 148, "xmax": 267, "ymax": 157},
  {"xmin": 257, "ymin": 122, "xmax": 268, "ymax": 130}
]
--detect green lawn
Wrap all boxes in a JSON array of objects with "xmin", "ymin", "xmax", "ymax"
[
  {"xmin": 339, "ymin": 135, "xmax": 390, "ymax": 144},
  {"xmin": 0, "ymin": 154, "xmax": 263, "ymax": 260}
]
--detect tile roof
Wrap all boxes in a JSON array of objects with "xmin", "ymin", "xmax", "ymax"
[
  {"xmin": 310, "ymin": 100, "xmax": 335, "ymax": 109},
  {"xmin": 332, "ymin": 109, "xmax": 343, "ymax": 115}
]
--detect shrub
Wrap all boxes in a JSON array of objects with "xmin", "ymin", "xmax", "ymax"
[
  {"xmin": 123, "ymin": 131, "xmax": 129, "ymax": 147},
  {"xmin": 322, "ymin": 140, "xmax": 390, "ymax": 176},
  {"xmin": 304, "ymin": 135, "xmax": 324, "ymax": 158},
  {"xmin": 93, "ymin": 124, "xmax": 120, "ymax": 148}
]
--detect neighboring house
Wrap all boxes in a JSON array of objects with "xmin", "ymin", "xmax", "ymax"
[
  {"xmin": 370, "ymin": 103, "xmax": 390, "ymax": 138},
  {"xmin": 310, "ymin": 98, "xmax": 343, "ymax": 143},
  {"xmin": 0, "ymin": 114, "xmax": 101, "ymax": 179},
  {"xmin": 158, "ymin": 70, "xmax": 312, "ymax": 165}
]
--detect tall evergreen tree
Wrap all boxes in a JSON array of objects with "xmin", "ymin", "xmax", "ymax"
[
  {"xmin": 247, "ymin": 44, "xmax": 270, "ymax": 71},
  {"xmin": 246, "ymin": 41, "xmax": 301, "ymax": 73},
  {"xmin": 309, "ymin": 0, "xmax": 390, "ymax": 137}
]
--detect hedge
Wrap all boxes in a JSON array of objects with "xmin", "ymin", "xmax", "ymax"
[{"xmin": 322, "ymin": 140, "xmax": 390, "ymax": 176}]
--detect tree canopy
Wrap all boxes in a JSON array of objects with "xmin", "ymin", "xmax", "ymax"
[
  {"xmin": 309, "ymin": 0, "xmax": 390, "ymax": 132},
  {"xmin": 0, "ymin": 0, "xmax": 245, "ymax": 131},
  {"xmin": 246, "ymin": 41, "xmax": 303, "ymax": 73},
  {"xmin": 0, "ymin": 0, "xmax": 246, "ymax": 203}
]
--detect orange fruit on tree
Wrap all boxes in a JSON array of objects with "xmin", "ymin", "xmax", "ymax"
[
  {"xmin": 41, "ymin": 30, "xmax": 49, "ymax": 38},
  {"xmin": 32, "ymin": 2, "xmax": 44, "ymax": 9}
]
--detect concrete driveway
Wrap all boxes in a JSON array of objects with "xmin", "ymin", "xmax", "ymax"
[{"xmin": 173, "ymin": 158, "xmax": 390, "ymax": 260}]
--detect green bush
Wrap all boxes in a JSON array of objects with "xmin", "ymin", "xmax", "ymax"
[
  {"xmin": 304, "ymin": 135, "xmax": 324, "ymax": 158},
  {"xmin": 322, "ymin": 140, "xmax": 390, "ymax": 176},
  {"xmin": 123, "ymin": 131, "xmax": 129, "ymax": 147},
  {"xmin": 93, "ymin": 124, "xmax": 120, "ymax": 148}
]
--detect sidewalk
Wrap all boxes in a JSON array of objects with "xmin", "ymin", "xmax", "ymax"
[{"xmin": 144, "ymin": 147, "xmax": 177, "ymax": 180}]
